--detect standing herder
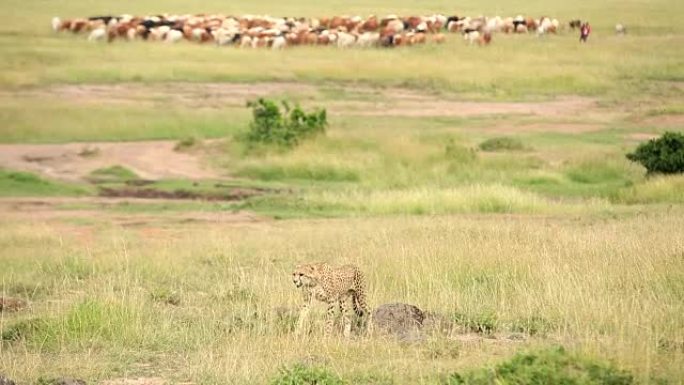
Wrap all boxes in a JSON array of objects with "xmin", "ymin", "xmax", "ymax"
[{"xmin": 580, "ymin": 22, "xmax": 591, "ymax": 42}]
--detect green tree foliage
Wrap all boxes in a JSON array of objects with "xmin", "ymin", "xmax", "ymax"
[
  {"xmin": 244, "ymin": 99, "xmax": 327, "ymax": 148},
  {"xmin": 626, "ymin": 132, "xmax": 684, "ymax": 174}
]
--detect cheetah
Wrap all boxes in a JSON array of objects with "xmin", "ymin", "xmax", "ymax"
[{"xmin": 292, "ymin": 262, "xmax": 368, "ymax": 337}]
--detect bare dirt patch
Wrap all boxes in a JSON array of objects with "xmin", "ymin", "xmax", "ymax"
[
  {"xmin": 640, "ymin": 114, "xmax": 684, "ymax": 129},
  {"xmin": 627, "ymin": 132, "xmax": 659, "ymax": 141},
  {"xmin": 2, "ymin": 82, "xmax": 318, "ymax": 110},
  {"xmin": 3, "ymin": 82, "xmax": 604, "ymax": 120},
  {"xmin": 0, "ymin": 141, "xmax": 222, "ymax": 182},
  {"xmin": 341, "ymin": 95, "xmax": 599, "ymax": 119},
  {"xmin": 0, "ymin": 197, "xmax": 264, "ymax": 225},
  {"xmin": 481, "ymin": 122, "xmax": 604, "ymax": 134}
]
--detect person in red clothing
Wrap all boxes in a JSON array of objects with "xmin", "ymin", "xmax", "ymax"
[{"xmin": 580, "ymin": 22, "xmax": 591, "ymax": 42}]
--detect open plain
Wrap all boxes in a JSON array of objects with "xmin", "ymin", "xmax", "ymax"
[{"xmin": 1, "ymin": 0, "xmax": 683, "ymax": 384}]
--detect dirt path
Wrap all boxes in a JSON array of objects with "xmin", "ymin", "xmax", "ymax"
[
  {"xmin": 3, "ymin": 82, "xmax": 605, "ymax": 120},
  {"xmin": 0, "ymin": 140, "xmax": 223, "ymax": 182},
  {"xmin": 0, "ymin": 197, "xmax": 263, "ymax": 225}
]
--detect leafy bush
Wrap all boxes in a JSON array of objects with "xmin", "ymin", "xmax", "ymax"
[
  {"xmin": 174, "ymin": 136, "xmax": 201, "ymax": 151},
  {"xmin": 445, "ymin": 139, "xmax": 477, "ymax": 163},
  {"xmin": 626, "ymin": 131, "xmax": 684, "ymax": 174},
  {"xmin": 479, "ymin": 137, "xmax": 527, "ymax": 152},
  {"xmin": 271, "ymin": 364, "xmax": 344, "ymax": 385},
  {"xmin": 244, "ymin": 98, "xmax": 327, "ymax": 148},
  {"xmin": 444, "ymin": 346, "xmax": 633, "ymax": 385}
]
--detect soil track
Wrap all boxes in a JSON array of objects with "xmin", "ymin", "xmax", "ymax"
[
  {"xmin": 0, "ymin": 140, "xmax": 222, "ymax": 182},
  {"xmin": 0, "ymin": 197, "xmax": 263, "ymax": 225},
  {"xmin": 4, "ymin": 82, "xmax": 604, "ymax": 119}
]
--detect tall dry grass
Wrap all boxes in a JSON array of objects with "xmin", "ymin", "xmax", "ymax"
[{"xmin": 1, "ymin": 210, "xmax": 682, "ymax": 384}]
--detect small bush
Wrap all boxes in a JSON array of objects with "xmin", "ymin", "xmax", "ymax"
[
  {"xmin": 244, "ymin": 98, "xmax": 327, "ymax": 148},
  {"xmin": 479, "ymin": 137, "xmax": 527, "ymax": 152},
  {"xmin": 626, "ymin": 131, "xmax": 684, "ymax": 174},
  {"xmin": 77, "ymin": 146, "xmax": 100, "ymax": 158},
  {"xmin": 174, "ymin": 136, "xmax": 201, "ymax": 151},
  {"xmin": 271, "ymin": 364, "xmax": 344, "ymax": 385},
  {"xmin": 445, "ymin": 139, "xmax": 477, "ymax": 163},
  {"xmin": 444, "ymin": 346, "xmax": 633, "ymax": 385}
]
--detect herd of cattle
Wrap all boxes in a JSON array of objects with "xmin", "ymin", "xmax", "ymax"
[{"xmin": 51, "ymin": 13, "xmax": 586, "ymax": 48}]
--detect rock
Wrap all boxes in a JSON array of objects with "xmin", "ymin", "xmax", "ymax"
[
  {"xmin": 0, "ymin": 375, "xmax": 16, "ymax": 385},
  {"xmin": 371, "ymin": 303, "xmax": 425, "ymax": 337},
  {"xmin": 0, "ymin": 297, "xmax": 26, "ymax": 312}
]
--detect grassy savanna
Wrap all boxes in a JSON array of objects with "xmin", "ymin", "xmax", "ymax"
[
  {"xmin": 0, "ymin": 0, "xmax": 682, "ymax": 96},
  {"xmin": 1, "ymin": 211, "xmax": 683, "ymax": 383},
  {"xmin": 1, "ymin": 0, "xmax": 683, "ymax": 383}
]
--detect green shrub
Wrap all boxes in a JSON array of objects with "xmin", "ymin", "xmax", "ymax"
[
  {"xmin": 444, "ymin": 346, "xmax": 633, "ymax": 385},
  {"xmin": 479, "ymin": 137, "xmax": 527, "ymax": 152},
  {"xmin": 244, "ymin": 99, "xmax": 327, "ymax": 148},
  {"xmin": 626, "ymin": 131, "xmax": 684, "ymax": 174},
  {"xmin": 174, "ymin": 136, "xmax": 201, "ymax": 151},
  {"xmin": 271, "ymin": 364, "xmax": 344, "ymax": 385},
  {"xmin": 445, "ymin": 139, "xmax": 477, "ymax": 163}
]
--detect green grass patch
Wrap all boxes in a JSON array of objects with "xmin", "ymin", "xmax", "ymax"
[
  {"xmin": 236, "ymin": 162, "xmax": 360, "ymax": 182},
  {"xmin": 271, "ymin": 364, "xmax": 343, "ymax": 385},
  {"xmin": 0, "ymin": 101, "xmax": 248, "ymax": 143},
  {"xmin": 444, "ymin": 346, "xmax": 634, "ymax": 385},
  {"xmin": 174, "ymin": 136, "xmax": 202, "ymax": 151},
  {"xmin": 88, "ymin": 165, "xmax": 139, "ymax": 182},
  {"xmin": 0, "ymin": 169, "xmax": 91, "ymax": 197}
]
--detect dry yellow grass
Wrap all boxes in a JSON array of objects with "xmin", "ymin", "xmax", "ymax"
[{"xmin": 1, "ymin": 208, "xmax": 682, "ymax": 384}]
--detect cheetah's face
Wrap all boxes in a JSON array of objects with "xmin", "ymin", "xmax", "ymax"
[{"xmin": 292, "ymin": 265, "xmax": 318, "ymax": 288}]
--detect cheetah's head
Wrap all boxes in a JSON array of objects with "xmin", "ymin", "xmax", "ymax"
[{"xmin": 292, "ymin": 264, "xmax": 320, "ymax": 288}]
